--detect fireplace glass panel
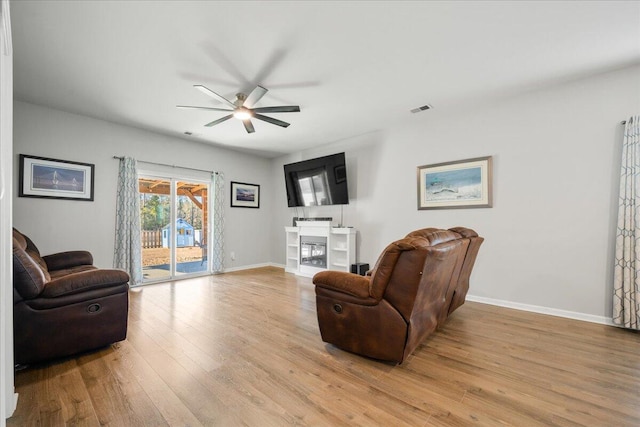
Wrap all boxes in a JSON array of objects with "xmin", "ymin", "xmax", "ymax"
[{"xmin": 300, "ymin": 236, "xmax": 327, "ymax": 268}]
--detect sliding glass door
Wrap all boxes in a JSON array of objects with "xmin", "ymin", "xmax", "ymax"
[
  {"xmin": 140, "ymin": 177, "xmax": 172, "ymax": 281},
  {"xmin": 139, "ymin": 175, "xmax": 210, "ymax": 282},
  {"xmin": 175, "ymin": 180, "xmax": 208, "ymax": 276}
]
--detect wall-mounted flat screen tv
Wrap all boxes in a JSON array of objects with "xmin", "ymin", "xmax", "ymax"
[{"xmin": 283, "ymin": 152, "xmax": 349, "ymax": 207}]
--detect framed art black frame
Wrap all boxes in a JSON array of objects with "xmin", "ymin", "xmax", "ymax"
[
  {"xmin": 19, "ymin": 154, "xmax": 95, "ymax": 201},
  {"xmin": 230, "ymin": 181, "xmax": 260, "ymax": 208}
]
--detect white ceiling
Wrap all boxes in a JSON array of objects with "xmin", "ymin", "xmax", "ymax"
[{"xmin": 11, "ymin": 1, "xmax": 640, "ymax": 158}]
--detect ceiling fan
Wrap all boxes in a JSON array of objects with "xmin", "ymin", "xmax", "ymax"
[{"xmin": 177, "ymin": 85, "xmax": 300, "ymax": 134}]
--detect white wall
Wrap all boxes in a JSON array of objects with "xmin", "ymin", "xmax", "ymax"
[
  {"xmin": 13, "ymin": 101, "xmax": 274, "ymax": 270},
  {"xmin": 271, "ymin": 64, "xmax": 640, "ymax": 322}
]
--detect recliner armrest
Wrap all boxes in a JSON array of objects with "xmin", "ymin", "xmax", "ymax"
[
  {"xmin": 41, "ymin": 269, "xmax": 129, "ymax": 298},
  {"xmin": 313, "ymin": 271, "xmax": 372, "ymax": 299},
  {"xmin": 43, "ymin": 251, "xmax": 94, "ymax": 271}
]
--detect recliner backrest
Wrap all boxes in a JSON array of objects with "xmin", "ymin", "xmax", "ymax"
[
  {"xmin": 376, "ymin": 240, "xmax": 431, "ymax": 320},
  {"xmin": 368, "ymin": 238, "xmax": 425, "ymax": 301},
  {"xmin": 447, "ymin": 227, "xmax": 484, "ymax": 314},
  {"xmin": 13, "ymin": 228, "xmax": 50, "ymax": 274},
  {"xmin": 13, "ymin": 235, "xmax": 49, "ymax": 300},
  {"xmin": 406, "ymin": 227, "xmax": 484, "ymax": 315},
  {"xmin": 382, "ymin": 231, "xmax": 466, "ymax": 322},
  {"xmin": 404, "ymin": 238, "xmax": 468, "ymax": 358}
]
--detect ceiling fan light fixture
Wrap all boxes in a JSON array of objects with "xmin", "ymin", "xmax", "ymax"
[
  {"xmin": 233, "ymin": 108, "xmax": 252, "ymax": 121},
  {"xmin": 180, "ymin": 84, "xmax": 299, "ymax": 133}
]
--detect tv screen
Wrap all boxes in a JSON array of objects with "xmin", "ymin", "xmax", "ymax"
[{"xmin": 284, "ymin": 153, "xmax": 349, "ymax": 207}]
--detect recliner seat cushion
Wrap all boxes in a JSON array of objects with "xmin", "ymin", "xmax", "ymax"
[{"xmin": 48, "ymin": 265, "xmax": 97, "ymax": 279}]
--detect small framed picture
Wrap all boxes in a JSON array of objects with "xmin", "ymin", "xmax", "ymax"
[
  {"xmin": 230, "ymin": 181, "xmax": 260, "ymax": 208},
  {"xmin": 417, "ymin": 156, "xmax": 492, "ymax": 210},
  {"xmin": 19, "ymin": 154, "xmax": 95, "ymax": 201}
]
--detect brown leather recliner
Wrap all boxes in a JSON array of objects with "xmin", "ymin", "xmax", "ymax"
[
  {"xmin": 313, "ymin": 227, "xmax": 483, "ymax": 363},
  {"xmin": 12, "ymin": 228, "xmax": 130, "ymax": 365}
]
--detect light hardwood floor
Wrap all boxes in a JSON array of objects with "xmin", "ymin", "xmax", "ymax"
[{"xmin": 8, "ymin": 266, "xmax": 640, "ymax": 426}]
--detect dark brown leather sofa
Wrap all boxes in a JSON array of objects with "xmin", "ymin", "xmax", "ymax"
[
  {"xmin": 12, "ymin": 228, "xmax": 130, "ymax": 365},
  {"xmin": 313, "ymin": 227, "xmax": 483, "ymax": 363}
]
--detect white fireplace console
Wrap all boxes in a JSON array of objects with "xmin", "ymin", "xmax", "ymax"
[{"xmin": 285, "ymin": 221, "xmax": 356, "ymax": 278}]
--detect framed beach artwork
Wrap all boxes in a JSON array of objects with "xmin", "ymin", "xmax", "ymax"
[
  {"xmin": 19, "ymin": 154, "xmax": 95, "ymax": 201},
  {"xmin": 230, "ymin": 181, "xmax": 260, "ymax": 208},
  {"xmin": 417, "ymin": 156, "xmax": 492, "ymax": 210}
]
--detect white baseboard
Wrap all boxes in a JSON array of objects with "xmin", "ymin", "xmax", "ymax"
[
  {"xmin": 466, "ymin": 294, "xmax": 615, "ymax": 326},
  {"xmin": 222, "ymin": 262, "xmax": 281, "ymax": 273}
]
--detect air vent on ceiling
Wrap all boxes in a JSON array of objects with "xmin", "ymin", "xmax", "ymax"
[{"xmin": 410, "ymin": 104, "xmax": 432, "ymax": 114}]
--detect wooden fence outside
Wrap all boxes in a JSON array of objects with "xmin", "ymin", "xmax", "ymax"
[
  {"xmin": 141, "ymin": 229, "xmax": 203, "ymax": 248},
  {"xmin": 142, "ymin": 230, "xmax": 163, "ymax": 248}
]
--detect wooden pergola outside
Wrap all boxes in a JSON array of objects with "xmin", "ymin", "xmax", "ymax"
[{"xmin": 138, "ymin": 178, "xmax": 209, "ymax": 245}]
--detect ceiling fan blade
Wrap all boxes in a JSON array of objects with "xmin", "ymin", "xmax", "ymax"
[
  {"xmin": 177, "ymin": 105, "xmax": 234, "ymax": 112},
  {"xmin": 253, "ymin": 113, "xmax": 290, "ymax": 128},
  {"xmin": 243, "ymin": 85, "xmax": 268, "ymax": 108},
  {"xmin": 204, "ymin": 115, "xmax": 233, "ymax": 127},
  {"xmin": 252, "ymin": 106, "xmax": 300, "ymax": 113},
  {"xmin": 243, "ymin": 119, "xmax": 256, "ymax": 134},
  {"xmin": 194, "ymin": 85, "xmax": 236, "ymax": 109}
]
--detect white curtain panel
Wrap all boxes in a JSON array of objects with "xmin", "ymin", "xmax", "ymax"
[
  {"xmin": 211, "ymin": 171, "xmax": 225, "ymax": 272},
  {"xmin": 114, "ymin": 157, "xmax": 142, "ymax": 286},
  {"xmin": 614, "ymin": 116, "xmax": 640, "ymax": 329}
]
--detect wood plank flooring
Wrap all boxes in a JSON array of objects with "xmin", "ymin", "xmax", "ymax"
[{"xmin": 8, "ymin": 266, "xmax": 640, "ymax": 426}]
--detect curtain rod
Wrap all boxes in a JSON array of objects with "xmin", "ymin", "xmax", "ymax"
[{"xmin": 112, "ymin": 156, "xmax": 218, "ymax": 175}]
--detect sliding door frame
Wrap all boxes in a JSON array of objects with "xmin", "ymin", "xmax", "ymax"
[{"xmin": 138, "ymin": 169, "xmax": 212, "ymax": 284}]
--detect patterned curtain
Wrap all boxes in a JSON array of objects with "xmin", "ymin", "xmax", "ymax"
[
  {"xmin": 211, "ymin": 171, "xmax": 225, "ymax": 272},
  {"xmin": 614, "ymin": 116, "xmax": 640, "ymax": 329},
  {"xmin": 114, "ymin": 157, "xmax": 142, "ymax": 286}
]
